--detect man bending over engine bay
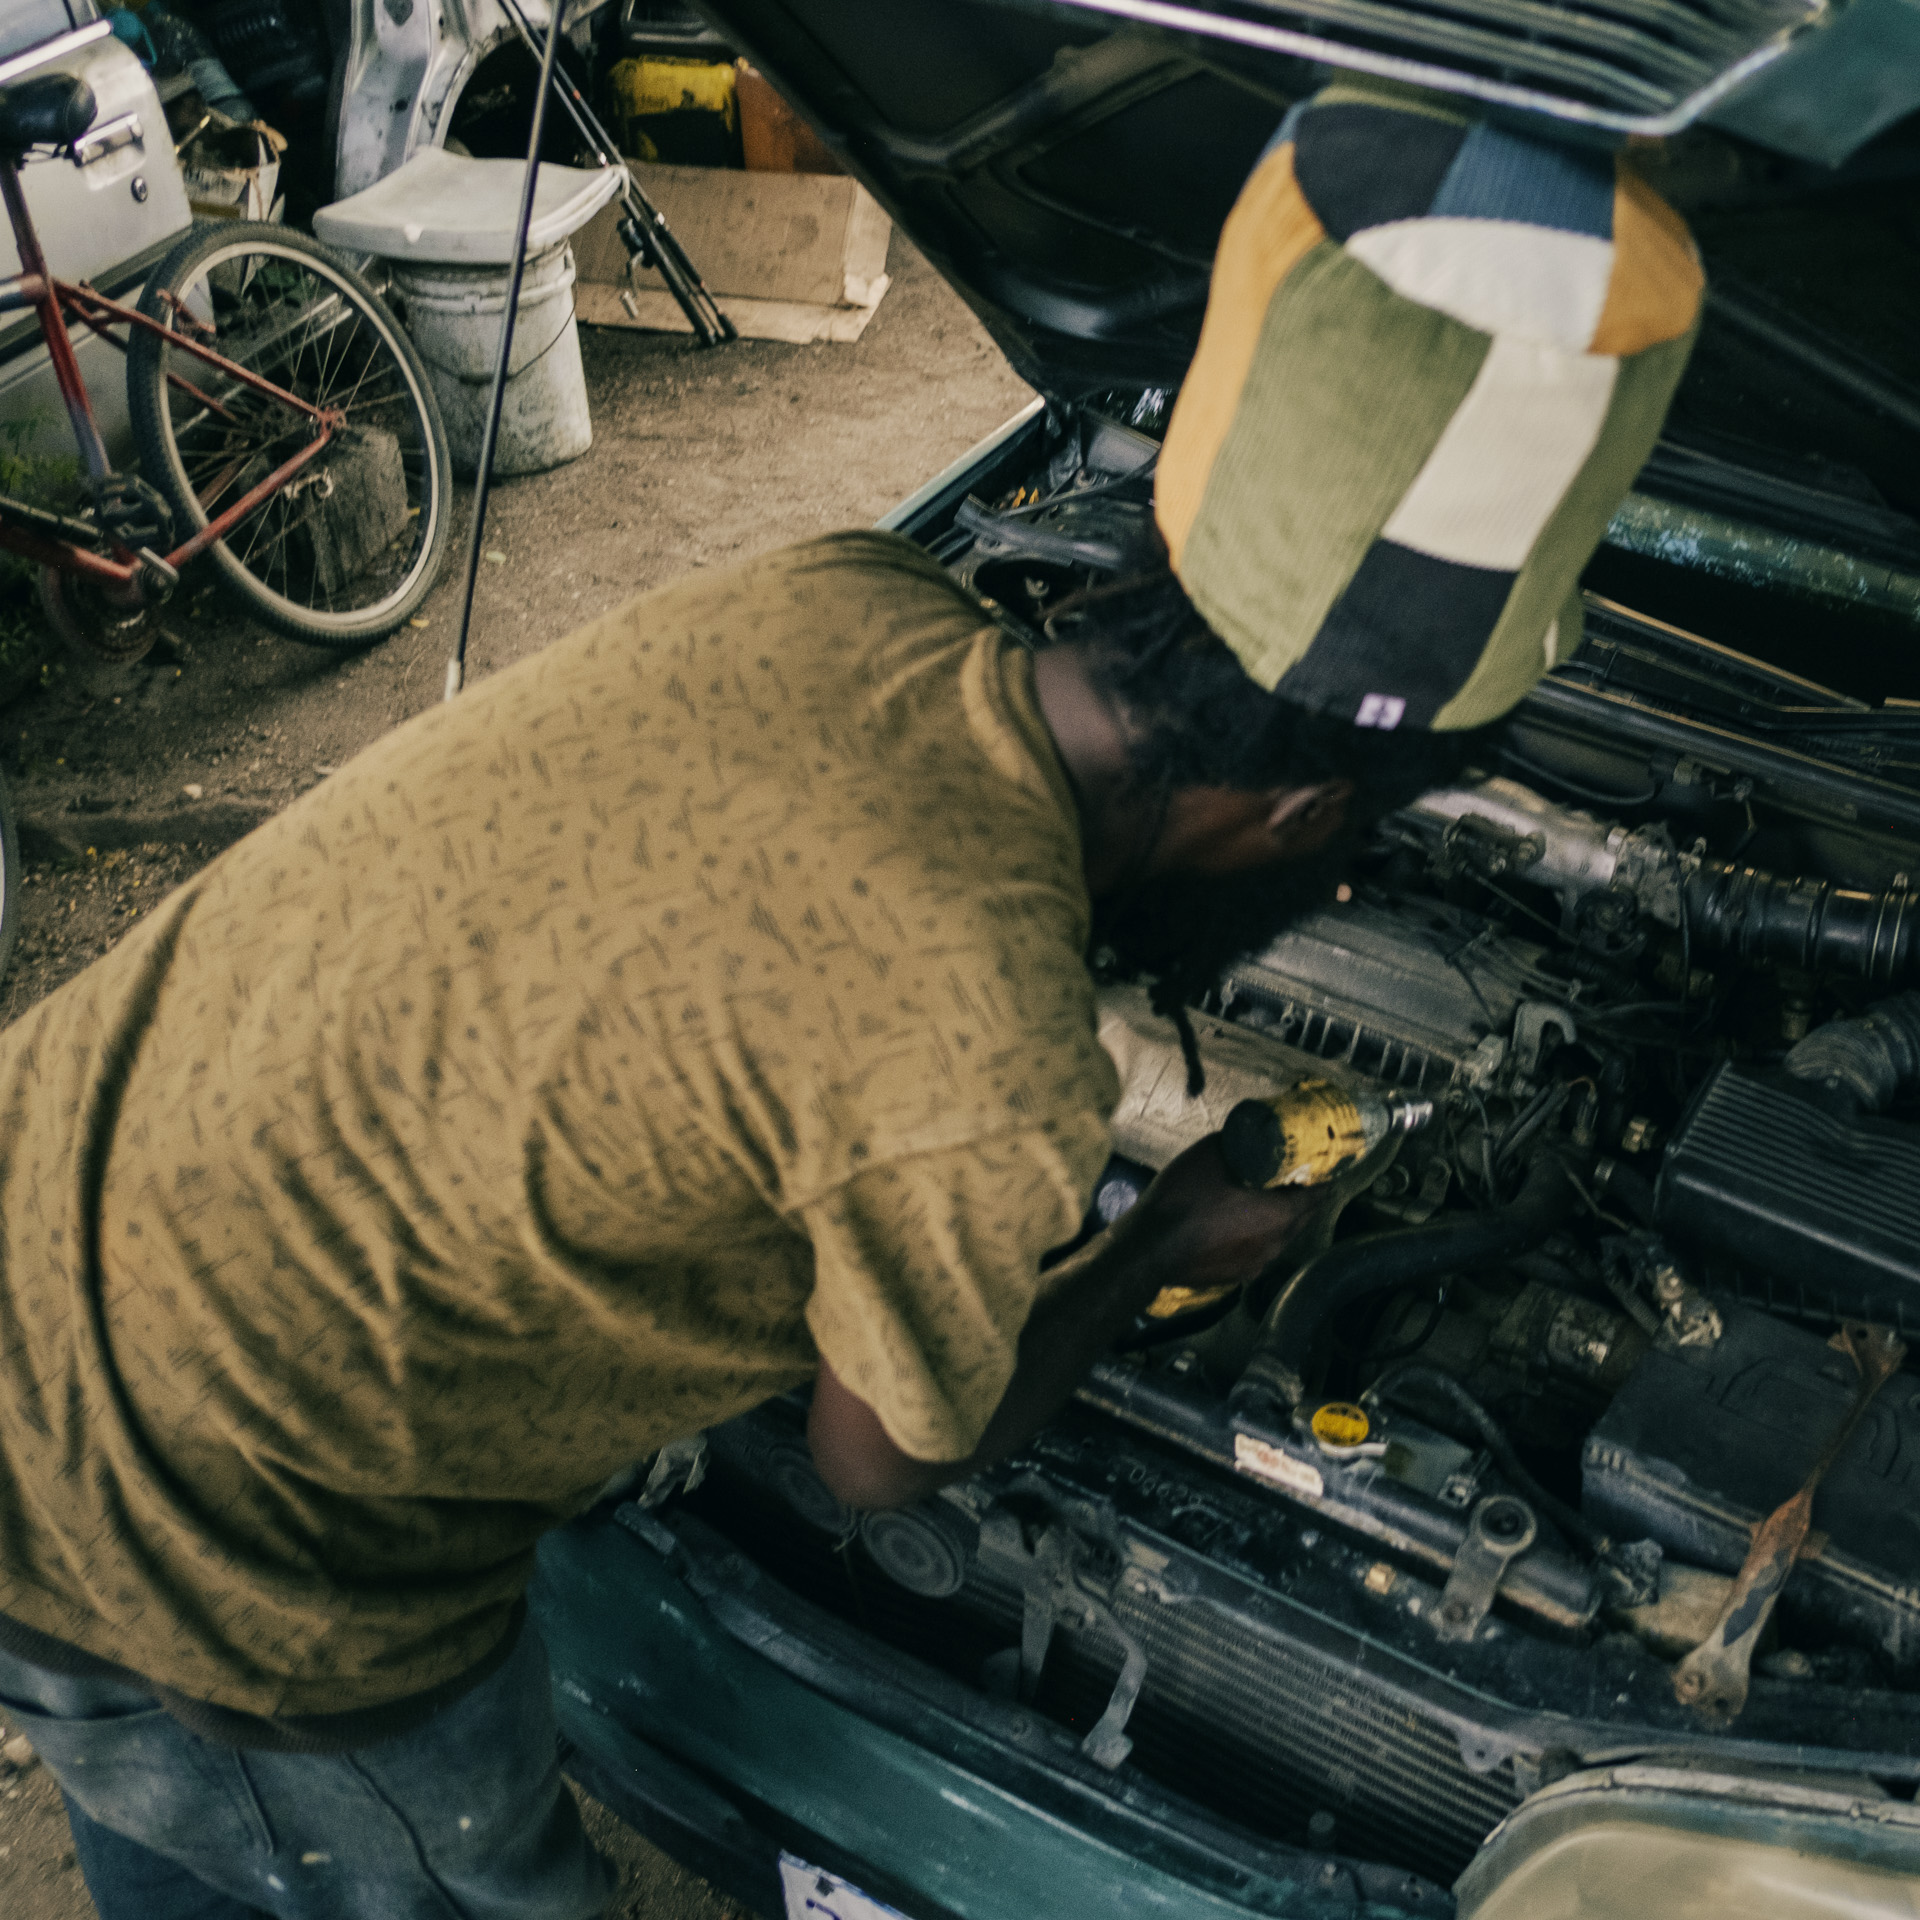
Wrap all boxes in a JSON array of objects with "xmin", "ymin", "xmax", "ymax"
[{"xmin": 0, "ymin": 82, "xmax": 1700, "ymax": 1920}]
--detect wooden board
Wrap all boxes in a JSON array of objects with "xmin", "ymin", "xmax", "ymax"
[{"xmin": 572, "ymin": 162, "xmax": 892, "ymax": 343}]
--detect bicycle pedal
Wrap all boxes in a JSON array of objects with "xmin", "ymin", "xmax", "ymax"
[{"xmin": 95, "ymin": 474, "xmax": 175, "ymax": 552}]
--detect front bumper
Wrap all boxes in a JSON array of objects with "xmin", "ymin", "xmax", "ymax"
[{"xmin": 529, "ymin": 1504, "xmax": 1448, "ymax": 1920}]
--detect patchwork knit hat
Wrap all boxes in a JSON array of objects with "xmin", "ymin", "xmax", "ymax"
[{"xmin": 1155, "ymin": 83, "xmax": 1703, "ymax": 732}]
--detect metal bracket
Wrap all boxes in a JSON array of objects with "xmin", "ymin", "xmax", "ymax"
[
  {"xmin": 1436, "ymin": 1495, "xmax": 1537, "ymax": 1642},
  {"xmin": 1512, "ymin": 1002, "xmax": 1578, "ymax": 1079},
  {"xmin": 134, "ymin": 549, "xmax": 179, "ymax": 602},
  {"xmin": 981, "ymin": 1509, "xmax": 1151, "ymax": 1770}
]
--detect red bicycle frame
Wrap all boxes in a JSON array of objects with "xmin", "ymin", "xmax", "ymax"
[{"xmin": 0, "ymin": 151, "xmax": 343, "ymax": 599}]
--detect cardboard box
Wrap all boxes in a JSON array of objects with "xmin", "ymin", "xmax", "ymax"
[
  {"xmin": 178, "ymin": 114, "xmax": 286, "ymax": 224},
  {"xmin": 736, "ymin": 61, "xmax": 841, "ymax": 174},
  {"xmin": 573, "ymin": 162, "xmax": 892, "ymax": 345}
]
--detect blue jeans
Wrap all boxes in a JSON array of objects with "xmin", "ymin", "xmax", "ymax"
[{"xmin": 0, "ymin": 1625, "xmax": 613, "ymax": 1919}]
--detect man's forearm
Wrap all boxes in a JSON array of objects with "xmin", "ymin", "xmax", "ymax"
[
  {"xmin": 808, "ymin": 1136, "xmax": 1323, "ymax": 1509},
  {"xmin": 808, "ymin": 1218, "xmax": 1179, "ymax": 1509},
  {"xmin": 943, "ymin": 1227, "xmax": 1176, "ymax": 1479}
]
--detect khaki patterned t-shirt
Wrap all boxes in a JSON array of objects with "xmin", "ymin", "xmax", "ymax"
[{"xmin": 0, "ymin": 532, "xmax": 1118, "ymax": 1717}]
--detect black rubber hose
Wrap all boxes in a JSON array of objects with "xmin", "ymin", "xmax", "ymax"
[
  {"xmin": 1229, "ymin": 1154, "xmax": 1582, "ymax": 1420},
  {"xmin": 1784, "ymin": 991, "xmax": 1920, "ymax": 1113},
  {"xmin": 1593, "ymin": 1159, "xmax": 1657, "ymax": 1225},
  {"xmin": 1681, "ymin": 860, "xmax": 1920, "ymax": 988}
]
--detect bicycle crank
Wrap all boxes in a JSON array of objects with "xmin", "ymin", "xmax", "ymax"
[{"xmin": 38, "ymin": 563, "xmax": 160, "ymax": 663}]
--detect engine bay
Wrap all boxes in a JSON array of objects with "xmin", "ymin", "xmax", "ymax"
[{"xmin": 673, "ymin": 398, "xmax": 1920, "ymax": 1889}]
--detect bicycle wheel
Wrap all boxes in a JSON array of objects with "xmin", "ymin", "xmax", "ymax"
[{"xmin": 127, "ymin": 222, "xmax": 453, "ymax": 648}]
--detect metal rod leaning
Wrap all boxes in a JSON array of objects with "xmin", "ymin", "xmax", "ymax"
[{"xmin": 445, "ymin": 2, "xmax": 564, "ymax": 701}]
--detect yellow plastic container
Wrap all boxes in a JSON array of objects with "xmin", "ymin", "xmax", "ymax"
[{"xmin": 609, "ymin": 57, "xmax": 738, "ymax": 166}]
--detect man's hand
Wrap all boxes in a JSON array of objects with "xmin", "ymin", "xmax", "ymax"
[
  {"xmin": 1121, "ymin": 1131, "xmax": 1324, "ymax": 1289},
  {"xmin": 809, "ymin": 1132, "xmax": 1324, "ymax": 1510}
]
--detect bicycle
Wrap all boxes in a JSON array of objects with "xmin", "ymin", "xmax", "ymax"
[
  {"xmin": 0, "ymin": 66, "xmax": 455, "ymax": 988},
  {"xmin": 0, "ymin": 69, "xmax": 453, "ymax": 663}
]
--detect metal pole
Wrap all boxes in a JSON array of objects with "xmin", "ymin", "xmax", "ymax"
[
  {"xmin": 497, "ymin": 0, "xmax": 734, "ymax": 345},
  {"xmin": 445, "ymin": 2, "xmax": 565, "ymax": 701}
]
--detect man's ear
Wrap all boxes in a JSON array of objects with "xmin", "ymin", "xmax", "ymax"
[
  {"xmin": 1263, "ymin": 778, "xmax": 1355, "ymax": 860},
  {"xmin": 1154, "ymin": 777, "xmax": 1359, "ymax": 876}
]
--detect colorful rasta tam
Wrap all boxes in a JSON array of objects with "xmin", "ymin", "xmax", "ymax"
[{"xmin": 1154, "ymin": 80, "xmax": 1705, "ymax": 734}]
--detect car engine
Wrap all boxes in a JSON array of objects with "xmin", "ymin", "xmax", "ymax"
[{"xmin": 672, "ymin": 399, "xmax": 1920, "ymax": 1892}]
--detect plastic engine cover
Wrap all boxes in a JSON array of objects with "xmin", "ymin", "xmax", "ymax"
[
  {"xmin": 1582, "ymin": 1300, "xmax": 1920, "ymax": 1668},
  {"xmin": 1657, "ymin": 1063, "xmax": 1920, "ymax": 1332}
]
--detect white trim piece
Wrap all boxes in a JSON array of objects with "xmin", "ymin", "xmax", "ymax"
[
  {"xmin": 0, "ymin": 18, "xmax": 112, "ymax": 90},
  {"xmin": 1347, "ymin": 219, "xmax": 1614, "ymax": 351},
  {"xmin": 1381, "ymin": 334, "xmax": 1619, "ymax": 572}
]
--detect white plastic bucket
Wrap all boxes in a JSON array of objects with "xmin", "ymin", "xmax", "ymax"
[{"xmin": 394, "ymin": 242, "xmax": 592, "ymax": 477}]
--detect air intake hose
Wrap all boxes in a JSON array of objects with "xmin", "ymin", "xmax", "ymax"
[
  {"xmin": 1681, "ymin": 863, "xmax": 1920, "ymax": 987},
  {"xmin": 1228, "ymin": 1153, "xmax": 1583, "ymax": 1428},
  {"xmin": 1408, "ymin": 781, "xmax": 1920, "ymax": 987},
  {"xmin": 1783, "ymin": 991, "xmax": 1920, "ymax": 1113}
]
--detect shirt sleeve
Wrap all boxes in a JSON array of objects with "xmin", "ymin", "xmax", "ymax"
[{"xmin": 798, "ymin": 1118, "xmax": 1109, "ymax": 1464}]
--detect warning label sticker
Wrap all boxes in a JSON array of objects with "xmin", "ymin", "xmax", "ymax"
[{"xmin": 1232, "ymin": 1433, "xmax": 1325, "ymax": 1501}]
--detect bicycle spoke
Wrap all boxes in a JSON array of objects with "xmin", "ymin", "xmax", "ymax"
[{"xmin": 189, "ymin": 454, "xmax": 258, "ymax": 518}]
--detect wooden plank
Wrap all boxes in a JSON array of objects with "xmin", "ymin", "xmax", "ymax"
[{"xmin": 571, "ymin": 162, "xmax": 893, "ymax": 334}]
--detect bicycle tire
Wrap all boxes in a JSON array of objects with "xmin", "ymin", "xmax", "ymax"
[
  {"xmin": 127, "ymin": 222, "xmax": 453, "ymax": 649},
  {"xmin": 0, "ymin": 767, "xmax": 21, "ymax": 991}
]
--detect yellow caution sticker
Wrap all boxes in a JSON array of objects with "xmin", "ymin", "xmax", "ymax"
[{"xmin": 1310, "ymin": 1401, "xmax": 1372, "ymax": 1450}]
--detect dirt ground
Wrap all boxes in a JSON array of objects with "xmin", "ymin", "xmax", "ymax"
[{"xmin": 0, "ymin": 230, "xmax": 1032, "ymax": 1916}]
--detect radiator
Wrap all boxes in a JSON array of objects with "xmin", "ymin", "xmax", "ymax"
[{"xmin": 708, "ymin": 1474, "xmax": 1521, "ymax": 1884}]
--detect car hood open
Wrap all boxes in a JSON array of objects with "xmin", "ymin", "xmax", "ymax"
[{"xmin": 692, "ymin": 0, "xmax": 1920, "ymax": 397}]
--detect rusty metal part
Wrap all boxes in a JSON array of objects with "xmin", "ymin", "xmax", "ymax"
[{"xmin": 1672, "ymin": 1321, "xmax": 1907, "ymax": 1721}]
